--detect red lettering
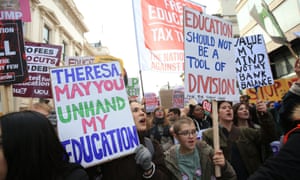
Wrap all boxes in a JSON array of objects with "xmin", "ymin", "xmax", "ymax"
[
  {"xmin": 188, "ymin": 73, "xmax": 235, "ymax": 95},
  {"xmin": 82, "ymin": 115, "xmax": 108, "ymax": 133}
]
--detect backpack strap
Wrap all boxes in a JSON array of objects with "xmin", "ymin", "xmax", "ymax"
[
  {"xmin": 144, "ymin": 137, "xmax": 154, "ymax": 157},
  {"xmin": 283, "ymin": 124, "xmax": 300, "ymax": 144}
]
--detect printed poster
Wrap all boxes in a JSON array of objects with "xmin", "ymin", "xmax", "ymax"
[
  {"xmin": 127, "ymin": 77, "xmax": 140, "ymax": 99},
  {"xmin": 13, "ymin": 42, "xmax": 61, "ymax": 98},
  {"xmin": 65, "ymin": 56, "xmax": 94, "ymax": 66},
  {"xmin": 132, "ymin": 0, "xmax": 206, "ymax": 72},
  {"xmin": 0, "ymin": 20, "xmax": 27, "ymax": 85},
  {"xmin": 0, "ymin": 0, "xmax": 31, "ymax": 22}
]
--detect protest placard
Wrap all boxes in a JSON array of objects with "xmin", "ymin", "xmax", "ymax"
[
  {"xmin": 159, "ymin": 89, "xmax": 173, "ymax": 109},
  {"xmin": 13, "ymin": 42, "xmax": 61, "ymax": 98},
  {"xmin": 0, "ymin": 0, "xmax": 31, "ymax": 22},
  {"xmin": 0, "ymin": 20, "xmax": 27, "ymax": 85},
  {"xmin": 126, "ymin": 77, "xmax": 140, "ymax": 98},
  {"xmin": 234, "ymin": 34, "xmax": 274, "ymax": 90},
  {"xmin": 65, "ymin": 56, "xmax": 94, "ymax": 66},
  {"xmin": 172, "ymin": 87, "xmax": 184, "ymax": 109},
  {"xmin": 246, "ymin": 76, "xmax": 297, "ymax": 103},
  {"xmin": 50, "ymin": 62, "xmax": 139, "ymax": 168},
  {"xmin": 183, "ymin": 7, "xmax": 240, "ymax": 177},
  {"xmin": 183, "ymin": 7, "xmax": 239, "ymax": 102},
  {"xmin": 144, "ymin": 92, "xmax": 159, "ymax": 112},
  {"xmin": 132, "ymin": 0, "xmax": 206, "ymax": 72}
]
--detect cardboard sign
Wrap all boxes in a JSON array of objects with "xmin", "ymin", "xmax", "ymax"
[
  {"xmin": 246, "ymin": 77, "xmax": 297, "ymax": 103},
  {"xmin": 159, "ymin": 89, "xmax": 173, "ymax": 109}
]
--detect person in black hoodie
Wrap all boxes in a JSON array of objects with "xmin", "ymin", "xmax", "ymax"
[
  {"xmin": 248, "ymin": 58, "xmax": 300, "ymax": 180},
  {"xmin": 0, "ymin": 111, "xmax": 88, "ymax": 180},
  {"xmin": 187, "ymin": 103, "xmax": 212, "ymax": 131}
]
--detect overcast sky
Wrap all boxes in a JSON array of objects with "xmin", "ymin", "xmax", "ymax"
[{"xmin": 73, "ymin": 0, "xmax": 220, "ymax": 93}]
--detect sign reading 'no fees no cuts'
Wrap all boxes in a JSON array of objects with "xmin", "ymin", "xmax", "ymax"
[
  {"xmin": 13, "ymin": 42, "xmax": 62, "ymax": 98},
  {"xmin": 50, "ymin": 62, "xmax": 139, "ymax": 168}
]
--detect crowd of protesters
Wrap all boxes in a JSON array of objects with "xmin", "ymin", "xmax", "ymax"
[{"xmin": 1, "ymin": 59, "xmax": 300, "ymax": 179}]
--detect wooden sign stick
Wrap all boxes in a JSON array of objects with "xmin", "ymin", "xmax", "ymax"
[{"xmin": 212, "ymin": 100, "xmax": 221, "ymax": 177}]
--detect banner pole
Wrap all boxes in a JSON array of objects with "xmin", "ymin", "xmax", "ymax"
[
  {"xmin": 139, "ymin": 70, "xmax": 144, "ymax": 97},
  {"xmin": 132, "ymin": 0, "xmax": 145, "ymax": 99},
  {"xmin": 0, "ymin": 85, "xmax": 14, "ymax": 114}
]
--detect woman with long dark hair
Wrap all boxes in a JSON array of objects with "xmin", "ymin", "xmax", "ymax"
[{"xmin": 0, "ymin": 111, "xmax": 88, "ymax": 180}]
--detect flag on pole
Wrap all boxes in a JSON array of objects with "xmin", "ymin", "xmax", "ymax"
[
  {"xmin": 250, "ymin": 0, "xmax": 288, "ymax": 44},
  {"xmin": 132, "ymin": 0, "xmax": 206, "ymax": 72}
]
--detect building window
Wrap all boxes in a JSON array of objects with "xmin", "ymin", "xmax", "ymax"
[
  {"xmin": 62, "ymin": 41, "xmax": 67, "ymax": 62},
  {"xmin": 271, "ymin": 53, "xmax": 294, "ymax": 79},
  {"xmin": 43, "ymin": 26, "xmax": 50, "ymax": 44},
  {"xmin": 270, "ymin": 39, "xmax": 300, "ymax": 79},
  {"xmin": 277, "ymin": 59, "xmax": 292, "ymax": 77}
]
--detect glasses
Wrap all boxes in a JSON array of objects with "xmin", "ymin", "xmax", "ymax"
[
  {"xmin": 156, "ymin": 110, "xmax": 164, "ymax": 113},
  {"xmin": 177, "ymin": 129, "xmax": 197, "ymax": 136}
]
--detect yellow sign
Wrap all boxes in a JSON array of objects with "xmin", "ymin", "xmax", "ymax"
[{"xmin": 246, "ymin": 77, "xmax": 297, "ymax": 103}]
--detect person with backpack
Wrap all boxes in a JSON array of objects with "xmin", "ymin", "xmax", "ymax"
[
  {"xmin": 99, "ymin": 100, "xmax": 171, "ymax": 180},
  {"xmin": 0, "ymin": 111, "xmax": 88, "ymax": 180},
  {"xmin": 248, "ymin": 58, "xmax": 300, "ymax": 180}
]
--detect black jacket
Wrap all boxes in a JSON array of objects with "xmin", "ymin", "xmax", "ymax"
[
  {"xmin": 248, "ymin": 129, "xmax": 300, "ymax": 180},
  {"xmin": 248, "ymin": 82, "xmax": 300, "ymax": 180}
]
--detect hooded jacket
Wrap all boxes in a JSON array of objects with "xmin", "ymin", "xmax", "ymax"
[
  {"xmin": 202, "ymin": 111, "xmax": 277, "ymax": 179},
  {"xmin": 279, "ymin": 82, "xmax": 300, "ymax": 134},
  {"xmin": 248, "ymin": 82, "xmax": 300, "ymax": 180},
  {"xmin": 164, "ymin": 141, "xmax": 236, "ymax": 180}
]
